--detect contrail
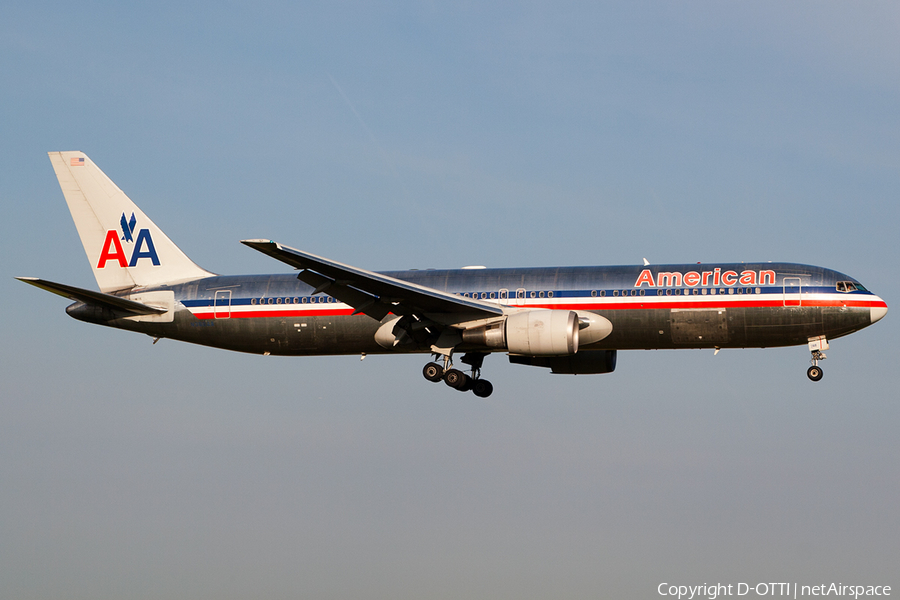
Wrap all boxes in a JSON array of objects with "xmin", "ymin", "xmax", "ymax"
[{"xmin": 327, "ymin": 73, "xmax": 410, "ymax": 201}]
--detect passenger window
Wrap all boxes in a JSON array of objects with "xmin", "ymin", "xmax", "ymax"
[
  {"xmin": 548, "ymin": 291, "xmax": 554, "ymax": 298},
  {"xmin": 591, "ymin": 290, "xmax": 597, "ymax": 297}
]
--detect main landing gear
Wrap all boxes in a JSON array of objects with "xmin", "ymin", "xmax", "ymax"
[{"xmin": 422, "ymin": 352, "xmax": 494, "ymax": 397}]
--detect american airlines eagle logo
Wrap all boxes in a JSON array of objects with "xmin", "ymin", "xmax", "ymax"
[
  {"xmin": 96, "ymin": 213, "xmax": 160, "ymax": 268},
  {"xmin": 120, "ymin": 212, "xmax": 137, "ymax": 243}
]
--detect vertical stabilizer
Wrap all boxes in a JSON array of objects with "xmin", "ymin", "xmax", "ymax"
[{"xmin": 48, "ymin": 151, "xmax": 214, "ymax": 293}]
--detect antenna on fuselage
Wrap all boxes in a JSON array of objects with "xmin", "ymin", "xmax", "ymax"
[{"xmin": 642, "ymin": 258, "xmax": 650, "ymax": 266}]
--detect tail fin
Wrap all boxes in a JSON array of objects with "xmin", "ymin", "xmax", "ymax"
[{"xmin": 48, "ymin": 151, "xmax": 214, "ymax": 293}]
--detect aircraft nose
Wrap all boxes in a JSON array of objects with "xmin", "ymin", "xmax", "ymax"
[{"xmin": 870, "ymin": 299, "xmax": 888, "ymax": 324}]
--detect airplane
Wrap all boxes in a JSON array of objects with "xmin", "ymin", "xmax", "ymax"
[{"xmin": 18, "ymin": 151, "xmax": 888, "ymax": 397}]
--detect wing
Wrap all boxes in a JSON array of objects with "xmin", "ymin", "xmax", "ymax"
[{"xmin": 240, "ymin": 240, "xmax": 504, "ymax": 324}]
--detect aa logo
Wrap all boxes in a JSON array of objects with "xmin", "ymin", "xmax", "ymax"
[{"xmin": 97, "ymin": 212, "xmax": 160, "ymax": 268}]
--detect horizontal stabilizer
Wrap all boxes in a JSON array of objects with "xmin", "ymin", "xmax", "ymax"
[{"xmin": 16, "ymin": 277, "xmax": 167, "ymax": 316}]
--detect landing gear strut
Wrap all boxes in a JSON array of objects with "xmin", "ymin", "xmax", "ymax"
[
  {"xmin": 421, "ymin": 352, "xmax": 494, "ymax": 397},
  {"xmin": 806, "ymin": 336, "xmax": 828, "ymax": 382},
  {"xmin": 807, "ymin": 349, "xmax": 825, "ymax": 382}
]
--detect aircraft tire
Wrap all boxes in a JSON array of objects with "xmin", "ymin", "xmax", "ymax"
[
  {"xmin": 807, "ymin": 366, "xmax": 823, "ymax": 382},
  {"xmin": 423, "ymin": 362, "xmax": 444, "ymax": 382},
  {"xmin": 472, "ymin": 379, "xmax": 494, "ymax": 398},
  {"xmin": 458, "ymin": 374, "xmax": 473, "ymax": 392},
  {"xmin": 444, "ymin": 369, "xmax": 467, "ymax": 389}
]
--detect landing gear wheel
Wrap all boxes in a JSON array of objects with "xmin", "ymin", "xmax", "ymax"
[
  {"xmin": 472, "ymin": 379, "xmax": 494, "ymax": 398},
  {"xmin": 423, "ymin": 362, "xmax": 444, "ymax": 382},
  {"xmin": 443, "ymin": 368, "xmax": 467, "ymax": 390},
  {"xmin": 458, "ymin": 374, "xmax": 474, "ymax": 392},
  {"xmin": 807, "ymin": 365, "xmax": 823, "ymax": 382}
]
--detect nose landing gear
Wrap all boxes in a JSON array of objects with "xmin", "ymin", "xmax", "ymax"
[
  {"xmin": 806, "ymin": 336, "xmax": 828, "ymax": 382},
  {"xmin": 807, "ymin": 349, "xmax": 826, "ymax": 381},
  {"xmin": 421, "ymin": 352, "xmax": 494, "ymax": 397},
  {"xmin": 807, "ymin": 363, "xmax": 823, "ymax": 382}
]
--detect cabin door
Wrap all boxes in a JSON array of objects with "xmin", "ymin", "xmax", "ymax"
[
  {"xmin": 214, "ymin": 290, "xmax": 232, "ymax": 319},
  {"xmin": 783, "ymin": 278, "xmax": 802, "ymax": 307}
]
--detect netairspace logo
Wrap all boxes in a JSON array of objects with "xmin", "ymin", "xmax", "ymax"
[{"xmin": 657, "ymin": 582, "xmax": 891, "ymax": 600}]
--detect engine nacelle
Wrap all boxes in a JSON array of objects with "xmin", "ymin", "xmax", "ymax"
[
  {"xmin": 505, "ymin": 310, "xmax": 579, "ymax": 355},
  {"xmin": 461, "ymin": 310, "xmax": 611, "ymax": 355}
]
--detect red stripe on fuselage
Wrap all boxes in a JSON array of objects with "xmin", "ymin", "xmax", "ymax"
[{"xmin": 188, "ymin": 296, "xmax": 885, "ymax": 319}]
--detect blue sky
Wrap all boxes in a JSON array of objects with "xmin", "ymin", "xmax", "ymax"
[{"xmin": 2, "ymin": 2, "xmax": 898, "ymax": 598}]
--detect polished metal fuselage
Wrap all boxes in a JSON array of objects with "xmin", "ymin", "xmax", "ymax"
[{"xmin": 66, "ymin": 262, "xmax": 882, "ymax": 357}]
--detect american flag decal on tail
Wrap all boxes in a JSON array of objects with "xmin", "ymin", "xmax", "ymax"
[{"xmin": 70, "ymin": 157, "xmax": 84, "ymax": 166}]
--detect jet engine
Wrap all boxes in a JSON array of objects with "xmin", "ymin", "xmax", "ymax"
[
  {"xmin": 461, "ymin": 309, "xmax": 611, "ymax": 356},
  {"xmin": 505, "ymin": 309, "xmax": 579, "ymax": 355}
]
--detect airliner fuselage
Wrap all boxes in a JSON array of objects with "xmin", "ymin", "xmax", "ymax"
[{"xmin": 68, "ymin": 263, "xmax": 882, "ymax": 356}]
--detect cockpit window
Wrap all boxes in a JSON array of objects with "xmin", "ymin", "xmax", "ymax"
[{"xmin": 836, "ymin": 281, "xmax": 862, "ymax": 293}]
